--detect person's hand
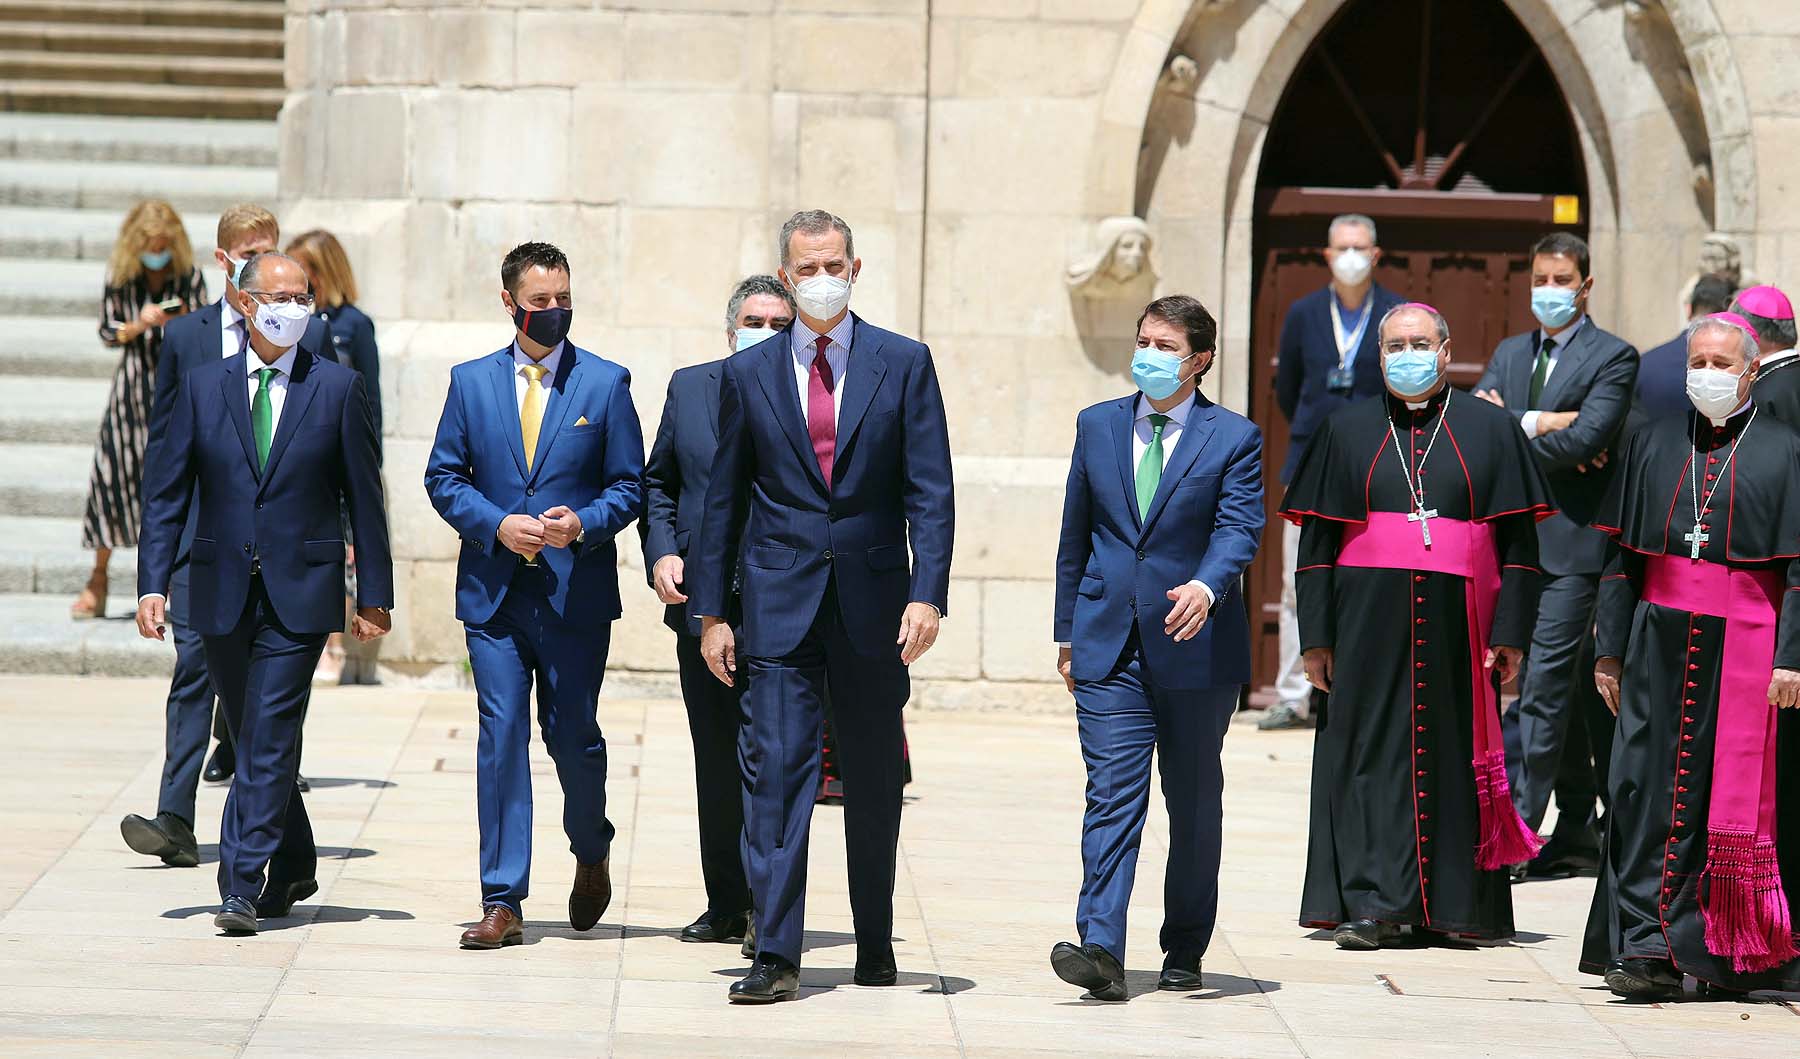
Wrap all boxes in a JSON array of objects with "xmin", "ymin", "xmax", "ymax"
[
  {"xmin": 1473, "ymin": 388, "xmax": 1504, "ymax": 407},
  {"xmin": 1595, "ymin": 655, "xmax": 1623, "ymax": 716},
  {"xmin": 897, "ymin": 602, "xmax": 940, "ymax": 665},
  {"xmin": 136, "ymin": 595, "xmax": 167, "ymax": 641},
  {"xmin": 1486, "ymin": 644, "xmax": 1523, "ymax": 685},
  {"xmin": 498, "ymin": 514, "xmax": 546, "ymax": 561},
  {"xmin": 137, "ymin": 302, "xmax": 170, "ymax": 329},
  {"xmin": 539, "ymin": 505, "xmax": 583, "ymax": 549},
  {"xmin": 1164, "ymin": 583, "xmax": 1211, "ymax": 642},
  {"xmin": 1057, "ymin": 645, "xmax": 1074, "ymax": 695},
  {"xmin": 1769, "ymin": 667, "xmax": 1800, "ymax": 709},
  {"xmin": 350, "ymin": 607, "xmax": 391, "ymax": 643},
  {"xmin": 700, "ymin": 616, "xmax": 736, "ymax": 687},
  {"xmin": 652, "ymin": 555, "xmax": 687, "ymax": 605},
  {"xmin": 345, "ymin": 543, "xmax": 355, "ymax": 567},
  {"xmin": 1535, "ymin": 410, "xmax": 1579, "ymax": 436},
  {"xmin": 1575, "ymin": 449, "xmax": 1611, "ymax": 475},
  {"xmin": 1303, "ymin": 647, "xmax": 1333, "ymax": 692}
]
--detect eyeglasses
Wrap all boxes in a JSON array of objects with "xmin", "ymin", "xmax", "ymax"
[
  {"xmin": 1381, "ymin": 339, "xmax": 1440, "ymax": 354},
  {"xmin": 245, "ymin": 290, "xmax": 315, "ymax": 308}
]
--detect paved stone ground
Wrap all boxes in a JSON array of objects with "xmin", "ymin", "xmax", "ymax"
[{"xmin": 1, "ymin": 674, "xmax": 1796, "ymax": 1057}]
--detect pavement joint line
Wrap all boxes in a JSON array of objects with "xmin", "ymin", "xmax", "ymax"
[
  {"xmin": 603, "ymin": 696, "xmax": 646, "ymax": 1059},
  {"xmin": 1218, "ymin": 929, "xmax": 1311, "ymax": 1058},
  {"xmin": 2, "ymin": 734, "xmax": 158, "ymax": 918},
  {"xmin": 1512, "ymin": 907, "xmax": 1642, "ymax": 1057},
  {"xmin": 896, "ymin": 826, "xmax": 966, "ymax": 1058}
]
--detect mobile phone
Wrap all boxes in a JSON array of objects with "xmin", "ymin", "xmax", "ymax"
[{"xmin": 158, "ymin": 298, "xmax": 186, "ymax": 314}]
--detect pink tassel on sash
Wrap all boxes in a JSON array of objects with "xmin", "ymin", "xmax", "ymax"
[
  {"xmin": 1474, "ymin": 750, "xmax": 1543, "ymax": 871},
  {"xmin": 1702, "ymin": 831, "xmax": 1798, "ymax": 974}
]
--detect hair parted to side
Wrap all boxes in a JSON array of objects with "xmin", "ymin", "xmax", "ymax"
[
  {"xmin": 1688, "ymin": 314, "xmax": 1760, "ymax": 362},
  {"xmin": 725, "ymin": 274, "xmax": 796, "ymax": 331},
  {"xmin": 108, "ymin": 199, "xmax": 194, "ymax": 286},
  {"xmin": 1529, "ymin": 231, "xmax": 1591, "ymax": 279},
  {"xmin": 1377, "ymin": 302, "xmax": 1451, "ymax": 345},
  {"xmin": 1690, "ymin": 274, "xmax": 1737, "ymax": 316},
  {"xmin": 286, "ymin": 229, "xmax": 359, "ymax": 310},
  {"xmin": 215, "ymin": 203, "xmax": 279, "ymax": 254},
  {"xmin": 1328, "ymin": 213, "xmax": 1378, "ymax": 245},
  {"xmin": 779, "ymin": 210, "xmax": 855, "ymax": 267},
  {"xmin": 1137, "ymin": 295, "xmax": 1218, "ymax": 376},
  {"xmin": 501, "ymin": 242, "xmax": 571, "ymax": 295}
]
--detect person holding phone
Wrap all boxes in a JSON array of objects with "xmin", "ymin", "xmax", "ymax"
[{"xmin": 74, "ymin": 199, "xmax": 208, "ymax": 620}]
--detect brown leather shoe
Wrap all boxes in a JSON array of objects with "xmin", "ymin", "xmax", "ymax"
[
  {"xmin": 570, "ymin": 858, "xmax": 611, "ymax": 931},
  {"xmin": 460, "ymin": 905, "xmax": 523, "ymax": 949}
]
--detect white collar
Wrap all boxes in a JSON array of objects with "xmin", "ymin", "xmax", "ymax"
[
  {"xmin": 1707, "ymin": 399, "xmax": 1754, "ymax": 428},
  {"xmin": 1760, "ymin": 347, "xmax": 1797, "ymax": 368},
  {"xmin": 1136, "ymin": 390, "xmax": 1197, "ymax": 426},
  {"xmin": 220, "ymin": 294, "xmax": 244, "ymax": 329},
  {"xmin": 512, "ymin": 339, "xmax": 565, "ymax": 377},
  {"xmin": 246, "ymin": 342, "xmax": 298, "ymax": 378}
]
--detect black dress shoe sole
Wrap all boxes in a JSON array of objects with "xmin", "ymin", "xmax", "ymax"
[
  {"xmin": 1051, "ymin": 946, "xmax": 1126, "ymax": 1000},
  {"xmin": 120, "ymin": 816, "xmax": 199, "ymax": 868},
  {"xmin": 728, "ymin": 985, "xmax": 797, "ymax": 1004},
  {"xmin": 214, "ymin": 909, "xmax": 257, "ymax": 935},
  {"xmin": 459, "ymin": 932, "xmax": 524, "ymax": 950},
  {"xmin": 1333, "ymin": 928, "xmax": 1382, "ymax": 951},
  {"xmin": 257, "ymin": 879, "xmax": 319, "ymax": 919},
  {"xmin": 1605, "ymin": 967, "xmax": 1681, "ymax": 1001}
]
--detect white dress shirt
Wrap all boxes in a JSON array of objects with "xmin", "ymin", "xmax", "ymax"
[
  {"xmin": 790, "ymin": 314, "xmax": 852, "ymax": 430},
  {"xmin": 512, "ymin": 339, "xmax": 565, "ymax": 410},
  {"xmin": 1521, "ymin": 314, "xmax": 1586, "ymax": 437},
  {"xmin": 220, "ymin": 296, "xmax": 248, "ymax": 359}
]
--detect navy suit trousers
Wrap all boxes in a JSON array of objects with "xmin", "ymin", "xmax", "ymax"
[
  {"xmin": 156, "ymin": 563, "xmax": 233, "ymax": 827},
  {"xmin": 676, "ymin": 631, "xmax": 752, "ymax": 916}
]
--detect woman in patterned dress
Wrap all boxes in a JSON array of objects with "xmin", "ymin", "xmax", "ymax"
[{"xmin": 72, "ymin": 200, "xmax": 208, "ymax": 619}]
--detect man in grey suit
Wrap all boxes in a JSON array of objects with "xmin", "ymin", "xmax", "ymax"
[{"xmin": 1473, "ymin": 232, "xmax": 1637, "ymax": 879}]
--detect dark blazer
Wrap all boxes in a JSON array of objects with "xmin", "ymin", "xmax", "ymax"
[
  {"xmin": 1636, "ymin": 331, "xmax": 1690, "ymax": 420},
  {"xmin": 691, "ymin": 315, "xmax": 955, "ymax": 660},
  {"xmin": 640, "ymin": 359, "xmax": 739, "ymax": 637},
  {"xmin": 137, "ymin": 348, "xmax": 392, "ymax": 636},
  {"xmin": 1474, "ymin": 319, "xmax": 1639, "ymax": 575},
  {"xmin": 1274, "ymin": 282, "xmax": 1405, "ymax": 483},
  {"xmin": 423, "ymin": 344, "xmax": 644, "ymax": 631},
  {"xmin": 1054, "ymin": 393, "xmax": 1265, "ymax": 690},
  {"xmin": 318, "ymin": 303, "xmax": 381, "ymax": 440}
]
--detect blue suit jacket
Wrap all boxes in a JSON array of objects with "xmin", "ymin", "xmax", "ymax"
[
  {"xmin": 1054, "ymin": 393, "xmax": 1265, "ymax": 690},
  {"xmin": 691, "ymin": 316, "xmax": 955, "ymax": 660},
  {"xmin": 1273, "ymin": 283, "xmax": 1404, "ymax": 483},
  {"xmin": 640, "ymin": 359, "xmax": 738, "ymax": 637},
  {"xmin": 1636, "ymin": 332, "xmax": 1690, "ymax": 420},
  {"xmin": 137, "ymin": 348, "xmax": 392, "ymax": 636},
  {"xmin": 424, "ymin": 344, "xmax": 645, "ymax": 630}
]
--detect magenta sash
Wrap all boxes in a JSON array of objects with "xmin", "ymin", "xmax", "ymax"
[
  {"xmin": 1337, "ymin": 512, "xmax": 1543, "ymax": 870},
  {"xmin": 1642, "ymin": 556, "xmax": 1797, "ymax": 973}
]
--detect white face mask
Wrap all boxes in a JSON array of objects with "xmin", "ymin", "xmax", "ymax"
[
  {"xmin": 1685, "ymin": 366, "xmax": 1747, "ymax": 421},
  {"xmin": 252, "ymin": 300, "xmax": 311, "ymax": 349},
  {"xmin": 791, "ymin": 273, "xmax": 852, "ymax": 320},
  {"xmin": 1330, "ymin": 248, "xmax": 1372, "ymax": 287},
  {"xmin": 735, "ymin": 326, "xmax": 778, "ymax": 352}
]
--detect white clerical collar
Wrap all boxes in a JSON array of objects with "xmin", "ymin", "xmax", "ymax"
[
  {"xmin": 1136, "ymin": 390, "xmax": 1197, "ymax": 425},
  {"xmin": 1708, "ymin": 399, "xmax": 1754, "ymax": 428},
  {"xmin": 1761, "ymin": 348, "xmax": 1798, "ymax": 368},
  {"xmin": 512, "ymin": 339, "xmax": 565, "ymax": 376}
]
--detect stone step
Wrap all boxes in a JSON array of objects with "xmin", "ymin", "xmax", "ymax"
[
  {"xmin": 0, "ymin": 442, "xmax": 92, "ymax": 518},
  {"xmin": 0, "ymin": 517, "xmax": 134, "ymax": 594},
  {"xmin": 0, "ymin": 376, "xmax": 109, "ymax": 444},
  {"xmin": 0, "ymin": 591, "xmax": 173, "ymax": 676},
  {"xmin": 0, "ymin": 112, "xmax": 276, "ymax": 166},
  {"xmin": 0, "ymin": 21, "xmax": 282, "ymax": 60},
  {"xmin": 0, "ymin": 156, "xmax": 274, "ymax": 212},
  {"xmin": 0, "ymin": 256, "xmax": 101, "ymax": 316},
  {"xmin": 0, "ymin": 77, "xmax": 283, "ymax": 120},
  {"xmin": 0, "ymin": 316, "xmax": 115, "ymax": 377},
  {"xmin": 0, "ymin": 205, "xmax": 217, "ymax": 261},
  {"xmin": 0, "ymin": 49, "xmax": 283, "ymax": 89},
  {"xmin": 0, "ymin": 0, "xmax": 284, "ymax": 32}
]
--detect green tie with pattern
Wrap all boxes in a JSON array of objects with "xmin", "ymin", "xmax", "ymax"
[
  {"xmin": 1136, "ymin": 413, "xmax": 1169, "ymax": 518},
  {"xmin": 252, "ymin": 367, "xmax": 276, "ymax": 471},
  {"xmin": 1528, "ymin": 336, "xmax": 1554, "ymax": 407}
]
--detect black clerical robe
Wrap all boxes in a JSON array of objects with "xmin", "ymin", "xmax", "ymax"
[
  {"xmin": 1580, "ymin": 404, "xmax": 1800, "ymax": 989},
  {"xmin": 1282, "ymin": 389, "xmax": 1554, "ymax": 938},
  {"xmin": 1751, "ymin": 353, "xmax": 1800, "ymax": 429}
]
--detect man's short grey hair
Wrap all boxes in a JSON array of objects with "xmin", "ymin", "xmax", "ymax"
[
  {"xmin": 239, "ymin": 251, "xmax": 302, "ymax": 292},
  {"xmin": 1730, "ymin": 304, "xmax": 1799, "ymax": 350},
  {"xmin": 1328, "ymin": 213, "xmax": 1378, "ymax": 246},
  {"xmin": 1378, "ymin": 302, "xmax": 1449, "ymax": 345},
  {"xmin": 1687, "ymin": 314, "xmax": 1760, "ymax": 361},
  {"xmin": 779, "ymin": 210, "xmax": 855, "ymax": 267},
  {"xmin": 724, "ymin": 274, "xmax": 796, "ymax": 331}
]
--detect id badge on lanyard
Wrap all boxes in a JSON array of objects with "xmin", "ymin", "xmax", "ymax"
[{"xmin": 1327, "ymin": 296, "xmax": 1371, "ymax": 393}]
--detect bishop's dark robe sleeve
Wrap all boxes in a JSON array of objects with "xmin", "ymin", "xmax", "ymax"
[
  {"xmin": 1295, "ymin": 516, "xmax": 1342, "ymax": 654},
  {"xmin": 1778, "ymin": 556, "xmax": 1800, "ymax": 671},
  {"xmin": 1489, "ymin": 510, "xmax": 1542, "ymax": 650},
  {"xmin": 1595, "ymin": 542, "xmax": 1642, "ymax": 661}
]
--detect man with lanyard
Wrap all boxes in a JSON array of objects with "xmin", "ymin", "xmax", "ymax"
[
  {"xmin": 1267, "ymin": 214, "xmax": 1404, "ymax": 730},
  {"xmin": 1733, "ymin": 285, "xmax": 1800, "ymax": 428}
]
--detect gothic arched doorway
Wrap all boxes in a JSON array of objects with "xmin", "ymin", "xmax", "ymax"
[{"xmin": 1246, "ymin": 0, "xmax": 1590, "ymax": 693}]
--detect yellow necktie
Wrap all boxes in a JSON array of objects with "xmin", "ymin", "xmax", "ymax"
[{"xmin": 521, "ymin": 363, "xmax": 547, "ymax": 471}]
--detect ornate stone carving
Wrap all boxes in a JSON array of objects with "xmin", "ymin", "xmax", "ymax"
[
  {"xmin": 1066, "ymin": 216, "xmax": 1156, "ymax": 300},
  {"xmin": 1158, "ymin": 54, "xmax": 1199, "ymax": 96},
  {"xmin": 1676, "ymin": 230, "xmax": 1756, "ymax": 324}
]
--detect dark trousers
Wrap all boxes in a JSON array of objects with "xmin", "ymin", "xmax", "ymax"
[
  {"xmin": 156, "ymin": 563, "xmax": 236, "ymax": 826},
  {"xmin": 742, "ymin": 577, "xmax": 908, "ymax": 967},
  {"xmin": 675, "ymin": 631, "xmax": 752, "ymax": 915},
  {"xmin": 1506, "ymin": 571, "xmax": 1611, "ymax": 832},
  {"xmin": 1073, "ymin": 631, "xmax": 1235, "ymax": 964},
  {"xmin": 465, "ymin": 568, "xmax": 615, "ymax": 915},
  {"xmin": 204, "ymin": 575, "xmax": 322, "ymax": 901}
]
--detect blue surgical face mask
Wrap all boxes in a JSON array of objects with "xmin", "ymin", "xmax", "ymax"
[
  {"xmin": 1131, "ymin": 347, "xmax": 1193, "ymax": 401},
  {"xmin": 735, "ymin": 326, "xmax": 778, "ymax": 352},
  {"xmin": 223, "ymin": 253, "xmax": 249, "ymax": 290},
  {"xmin": 1383, "ymin": 347, "xmax": 1443, "ymax": 397},
  {"xmin": 1530, "ymin": 284, "xmax": 1582, "ymax": 328},
  {"xmin": 139, "ymin": 249, "xmax": 173, "ymax": 271}
]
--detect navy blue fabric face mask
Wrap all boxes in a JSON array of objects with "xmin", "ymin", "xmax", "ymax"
[{"xmin": 513, "ymin": 303, "xmax": 572, "ymax": 348}]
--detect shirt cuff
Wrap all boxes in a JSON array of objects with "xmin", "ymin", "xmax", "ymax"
[
  {"xmin": 138, "ymin": 593, "xmax": 166, "ymax": 605},
  {"xmin": 1186, "ymin": 580, "xmax": 1215, "ymax": 607},
  {"xmin": 1520, "ymin": 411, "xmax": 1541, "ymax": 437},
  {"xmin": 1055, "ymin": 641, "xmax": 1071, "ymax": 648}
]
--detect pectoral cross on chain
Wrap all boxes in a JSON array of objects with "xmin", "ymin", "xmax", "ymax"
[
  {"xmin": 1684, "ymin": 527, "xmax": 1709, "ymax": 560},
  {"xmin": 1409, "ymin": 506, "xmax": 1439, "ymax": 547}
]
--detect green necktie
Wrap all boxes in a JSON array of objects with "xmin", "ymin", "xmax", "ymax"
[
  {"xmin": 1528, "ymin": 336, "xmax": 1554, "ymax": 407},
  {"xmin": 1135, "ymin": 413, "xmax": 1169, "ymax": 518},
  {"xmin": 252, "ymin": 367, "xmax": 276, "ymax": 471}
]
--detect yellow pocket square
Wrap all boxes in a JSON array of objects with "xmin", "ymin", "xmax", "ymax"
[{"xmin": 575, "ymin": 415, "xmax": 589, "ymax": 426}]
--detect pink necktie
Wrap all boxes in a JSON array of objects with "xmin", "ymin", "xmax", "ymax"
[{"xmin": 807, "ymin": 335, "xmax": 836, "ymax": 488}]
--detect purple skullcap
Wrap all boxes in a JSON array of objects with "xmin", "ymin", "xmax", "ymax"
[
  {"xmin": 1735, "ymin": 284, "xmax": 1794, "ymax": 321},
  {"xmin": 1397, "ymin": 302, "xmax": 1440, "ymax": 314},
  {"xmin": 1706, "ymin": 311, "xmax": 1759, "ymax": 339}
]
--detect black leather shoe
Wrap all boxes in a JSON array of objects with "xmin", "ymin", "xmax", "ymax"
[
  {"xmin": 854, "ymin": 947, "xmax": 897, "ymax": 987},
  {"xmin": 215, "ymin": 895, "xmax": 258, "ymax": 935},
  {"xmin": 256, "ymin": 878, "xmax": 319, "ymax": 919},
  {"xmin": 728, "ymin": 956, "xmax": 799, "ymax": 1004},
  {"xmin": 203, "ymin": 744, "xmax": 234, "ymax": 783},
  {"xmin": 1605, "ymin": 957, "xmax": 1682, "ymax": 1001},
  {"xmin": 1332, "ymin": 919, "xmax": 1401, "ymax": 951},
  {"xmin": 740, "ymin": 916, "xmax": 757, "ymax": 960},
  {"xmin": 1159, "ymin": 952, "xmax": 1203, "ymax": 991},
  {"xmin": 681, "ymin": 909, "xmax": 750, "ymax": 943},
  {"xmin": 1051, "ymin": 941, "xmax": 1127, "ymax": 1001},
  {"xmin": 569, "ymin": 858, "xmax": 611, "ymax": 931},
  {"xmin": 120, "ymin": 812, "xmax": 199, "ymax": 868},
  {"xmin": 1526, "ymin": 829, "xmax": 1601, "ymax": 879}
]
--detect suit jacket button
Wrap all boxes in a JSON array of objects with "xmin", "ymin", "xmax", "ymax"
[
  {"xmin": 823, "ymin": 549, "xmax": 834, "ymax": 560},
  {"xmin": 242, "ymin": 543, "xmax": 251, "ymax": 553},
  {"xmin": 1136, "ymin": 550, "xmax": 1146, "ymax": 560},
  {"xmin": 526, "ymin": 487, "xmax": 535, "ymax": 497}
]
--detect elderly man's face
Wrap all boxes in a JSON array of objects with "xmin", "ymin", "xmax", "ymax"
[
  {"xmin": 728, "ymin": 293, "xmax": 794, "ymax": 353},
  {"xmin": 782, "ymin": 230, "xmax": 858, "ymax": 283},
  {"xmin": 236, "ymin": 256, "xmax": 309, "ymax": 318},
  {"xmin": 1688, "ymin": 325, "xmax": 1758, "ymax": 406},
  {"xmin": 1379, "ymin": 308, "xmax": 1451, "ymax": 396}
]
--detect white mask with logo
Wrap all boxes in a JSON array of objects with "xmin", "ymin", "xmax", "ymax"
[{"xmin": 252, "ymin": 301, "xmax": 311, "ymax": 348}]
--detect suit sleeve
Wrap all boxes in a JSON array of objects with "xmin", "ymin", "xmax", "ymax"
[
  {"xmin": 692, "ymin": 363, "xmax": 751, "ymax": 620},
  {"xmin": 574, "ymin": 371, "xmax": 646, "ymax": 546},
  {"xmin": 1595, "ymin": 542, "xmax": 1642, "ymax": 661},
  {"xmin": 348, "ymin": 313, "xmax": 383, "ymax": 443},
  {"xmin": 1490, "ymin": 510, "xmax": 1543, "ymax": 649},
  {"xmin": 142, "ymin": 324, "xmax": 186, "ymax": 492},
  {"xmin": 1275, "ymin": 307, "xmax": 1303, "ymax": 423},
  {"xmin": 1473, "ymin": 344, "xmax": 1505, "ymax": 396},
  {"xmin": 1529, "ymin": 343, "xmax": 1638, "ymax": 471},
  {"xmin": 339, "ymin": 374, "xmax": 394, "ymax": 610},
  {"xmin": 423, "ymin": 373, "xmax": 512, "ymax": 550},
  {"xmin": 1052, "ymin": 424, "xmax": 1091, "ymax": 643},
  {"xmin": 901, "ymin": 345, "xmax": 955, "ymax": 616},
  {"xmin": 136, "ymin": 371, "xmax": 199, "ymax": 599},
  {"xmin": 1191, "ymin": 424, "xmax": 1266, "ymax": 604},
  {"xmin": 1778, "ymin": 556, "xmax": 1800, "ymax": 671},
  {"xmin": 1295, "ymin": 515, "xmax": 1341, "ymax": 653},
  {"xmin": 638, "ymin": 376, "xmax": 682, "ymax": 580}
]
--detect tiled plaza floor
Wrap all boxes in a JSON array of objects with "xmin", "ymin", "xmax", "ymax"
[{"xmin": 0, "ymin": 673, "xmax": 1795, "ymax": 1057}]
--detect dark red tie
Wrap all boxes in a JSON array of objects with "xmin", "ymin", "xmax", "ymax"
[{"xmin": 807, "ymin": 334, "xmax": 836, "ymax": 487}]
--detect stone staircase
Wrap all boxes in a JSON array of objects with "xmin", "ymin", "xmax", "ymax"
[{"xmin": 0, "ymin": 110, "xmax": 276, "ymax": 675}]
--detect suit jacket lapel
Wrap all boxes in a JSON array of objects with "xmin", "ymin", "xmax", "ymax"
[
  {"xmin": 1111, "ymin": 396, "xmax": 1140, "ymax": 530},
  {"xmin": 488, "ymin": 350, "xmax": 528, "ymax": 478},
  {"xmin": 1512, "ymin": 334, "xmax": 1537, "ymax": 409},
  {"xmin": 705, "ymin": 363, "xmax": 722, "ymax": 441},
  {"xmin": 1140, "ymin": 399, "xmax": 1216, "ymax": 538},
  {"xmin": 755, "ymin": 338, "xmax": 827, "ymax": 492},
  {"xmin": 833, "ymin": 320, "xmax": 887, "ymax": 458},
  {"xmin": 219, "ymin": 357, "xmax": 257, "ymax": 475},
  {"xmin": 527, "ymin": 347, "xmax": 583, "ymax": 482},
  {"xmin": 258, "ymin": 349, "xmax": 320, "ymax": 493}
]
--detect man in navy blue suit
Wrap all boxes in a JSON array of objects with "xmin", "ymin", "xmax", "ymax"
[
  {"xmin": 424, "ymin": 243, "xmax": 644, "ymax": 950},
  {"xmin": 691, "ymin": 210, "xmax": 954, "ymax": 1004},
  {"xmin": 640, "ymin": 274, "xmax": 795, "ymax": 948},
  {"xmin": 136, "ymin": 252, "xmax": 391, "ymax": 934},
  {"xmin": 1050, "ymin": 295, "xmax": 1265, "ymax": 1001}
]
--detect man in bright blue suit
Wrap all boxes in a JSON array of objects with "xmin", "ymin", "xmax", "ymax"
[
  {"xmin": 424, "ymin": 242, "xmax": 644, "ymax": 950},
  {"xmin": 1050, "ymin": 294, "xmax": 1265, "ymax": 1001},
  {"xmin": 691, "ymin": 210, "xmax": 955, "ymax": 1004},
  {"xmin": 136, "ymin": 252, "xmax": 392, "ymax": 934}
]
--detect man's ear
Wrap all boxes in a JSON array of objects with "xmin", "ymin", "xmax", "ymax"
[{"xmin": 850, "ymin": 258, "xmax": 862, "ymax": 284}]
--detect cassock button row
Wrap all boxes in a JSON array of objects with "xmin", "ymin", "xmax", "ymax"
[
  {"xmin": 1416, "ymin": 639, "xmax": 1426, "ymax": 646},
  {"xmin": 1683, "ymin": 716, "xmax": 1694, "ymax": 724},
  {"xmin": 1416, "ymin": 661, "xmax": 1426, "ymax": 669},
  {"xmin": 1678, "ymin": 785, "xmax": 1689, "ymax": 793},
  {"xmin": 1690, "ymin": 646, "xmax": 1700, "ymax": 653},
  {"xmin": 1684, "ymin": 698, "xmax": 1696, "ymax": 705},
  {"xmin": 1709, "ymin": 456, "xmax": 1719, "ymax": 464},
  {"xmin": 1416, "ymin": 596, "xmax": 1425, "ymax": 603},
  {"xmin": 1689, "ymin": 664, "xmax": 1699, "ymax": 671},
  {"xmin": 1414, "ymin": 575, "xmax": 1426, "ymax": 583}
]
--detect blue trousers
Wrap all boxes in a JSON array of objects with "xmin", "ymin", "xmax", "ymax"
[
  {"xmin": 204, "ymin": 576, "xmax": 321, "ymax": 902},
  {"xmin": 157, "ymin": 562, "xmax": 236, "ymax": 827},
  {"xmin": 1073, "ymin": 635, "xmax": 1235, "ymax": 965},
  {"xmin": 465, "ymin": 572, "xmax": 615, "ymax": 915},
  {"xmin": 676, "ymin": 631, "xmax": 752, "ymax": 916}
]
